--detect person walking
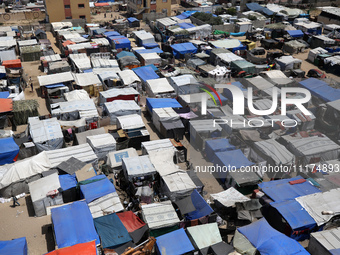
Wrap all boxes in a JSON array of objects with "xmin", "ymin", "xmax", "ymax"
[
  {"xmin": 104, "ymin": 13, "xmax": 106, "ymax": 18},
  {"xmin": 11, "ymin": 196, "xmax": 20, "ymax": 207},
  {"xmin": 30, "ymin": 82, "xmax": 33, "ymax": 92}
]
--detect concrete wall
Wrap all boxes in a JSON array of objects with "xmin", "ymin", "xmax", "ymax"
[
  {"xmin": 318, "ymin": 15, "xmax": 340, "ymax": 26},
  {"xmin": 143, "ymin": 12, "xmax": 167, "ymax": 21},
  {"xmin": 45, "ymin": 0, "xmax": 90, "ymax": 23}
]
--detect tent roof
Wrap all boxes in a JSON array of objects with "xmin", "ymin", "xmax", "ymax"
[
  {"xmin": 59, "ymin": 174, "xmax": 77, "ymax": 191},
  {"xmin": 187, "ymin": 223, "xmax": 222, "ymax": 249},
  {"xmin": 254, "ymin": 139, "xmax": 294, "ymax": 165},
  {"xmin": 146, "ymin": 98, "xmax": 182, "ymax": 113},
  {"xmin": 147, "ymin": 78, "xmax": 174, "ymax": 94},
  {"xmin": 106, "ymin": 148, "xmax": 139, "ymax": 169},
  {"xmin": 117, "ymin": 114, "xmax": 145, "ymax": 130},
  {"xmin": 29, "ymin": 172, "xmax": 61, "ymax": 202},
  {"xmin": 117, "ymin": 211, "xmax": 146, "ymax": 233},
  {"xmin": 0, "ymin": 137, "xmax": 19, "ymax": 165},
  {"xmin": 162, "ymin": 172, "xmax": 196, "ymax": 193},
  {"xmin": 210, "ymin": 39, "xmax": 243, "ymax": 49},
  {"xmin": 100, "ymin": 87, "xmax": 139, "ymax": 99},
  {"xmin": 73, "ymin": 72, "xmax": 101, "ymax": 86},
  {"xmin": 186, "ymin": 189, "xmax": 214, "ymax": 220},
  {"xmin": 214, "ymin": 149, "xmax": 254, "ymax": 169},
  {"xmin": 122, "ymin": 155, "xmax": 157, "ymax": 180},
  {"xmin": 287, "ymin": 30, "xmax": 304, "ymax": 37},
  {"xmin": 271, "ymin": 199, "xmax": 316, "ymax": 230},
  {"xmin": 296, "ymin": 188, "xmax": 340, "ymax": 226},
  {"xmin": 51, "ymin": 201, "xmax": 100, "ymax": 248},
  {"xmin": 310, "ymin": 228, "xmax": 340, "ymax": 251},
  {"xmin": 258, "ymin": 176, "xmax": 321, "ymax": 202},
  {"xmin": 28, "ymin": 117, "xmax": 63, "ymax": 144},
  {"xmin": 0, "ymin": 237, "xmax": 27, "ymax": 255},
  {"xmin": 45, "ymin": 241, "xmax": 96, "ymax": 255},
  {"xmin": 171, "ymin": 42, "xmax": 197, "ymax": 57},
  {"xmin": 156, "ymin": 228, "xmax": 195, "ymax": 255},
  {"xmin": 133, "ymin": 65, "xmax": 159, "ymax": 82},
  {"xmin": 237, "ymin": 218, "xmax": 309, "ymax": 255},
  {"xmin": 118, "ymin": 69, "xmax": 141, "ymax": 85},
  {"xmin": 104, "ymin": 100, "xmax": 140, "ymax": 113},
  {"xmin": 38, "ymin": 72, "xmax": 74, "ymax": 87},
  {"xmin": 299, "ymin": 78, "xmax": 340, "ymax": 102},
  {"xmin": 94, "ymin": 213, "xmax": 132, "ymax": 249},
  {"xmin": 0, "ymin": 98, "xmax": 12, "ymax": 113},
  {"xmin": 142, "ymin": 200, "xmax": 180, "ymax": 229},
  {"xmin": 210, "ymin": 187, "xmax": 250, "ymax": 207},
  {"xmin": 79, "ymin": 174, "xmax": 116, "ymax": 203}
]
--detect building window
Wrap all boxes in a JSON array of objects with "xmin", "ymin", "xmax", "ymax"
[
  {"xmin": 66, "ymin": 16, "xmax": 72, "ymax": 19},
  {"xmin": 64, "ymin": 5, "xmax": 70, "ymax": 8},
  {"xmin": 79, "ymin": 15, "xmax": 86, "ymax": 19},
  {"xmin": 162, "ymin": 0, "xmax": 167, "ymax": 2},
  {"xmin": 78, "ymin": 4, "xmax": 85, "ymax": 8},
  {"xmin": 151, "ymin": 0, "xmax": 156, "ymax": 4}
]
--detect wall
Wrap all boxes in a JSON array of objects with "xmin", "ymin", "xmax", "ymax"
[
  {"xmin": 143, "ymin": 12, "xmax": 167, "ymax": 21},
  {"xmin": 45, "ymin": 0, "xmax": 65, "ymax": 22},
  {"xmin": 318, "ymin": 15, "xmax": 340, "ymax": 26},
  {"xmin": 155, "ymin": 0, "xmax": 171, "ymax": 15},
  {"xmin": 70, "ymin": 0, "xmax": 91, "ymax": 22}
]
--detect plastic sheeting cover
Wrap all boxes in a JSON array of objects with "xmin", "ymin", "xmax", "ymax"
[
  {"xmin": 0, "ymin": 237, "xmax": 27, "ymax": 255},
  {"xmin": 122, "ymin": 155, "xmax": 157, "ymax": 181},
  {"xmin": 210, "ymin": 187, "xmax": 250, "ymax": 207},
  {"xmin": 0, "ymin": 137, "xmax": 19, "ymax": 165},
  {"xmin": 107, "ymin": 148, "xmax": 139, "ymax": 169},
  {"xmin": 187, "ymin": 223, "xmax": 222, "ymax": 249},
  {"xmin": 80, "ymin": 174, "xmax": 116, "ymax": 203},
  {"xmin": 51, "ymin": 200, "xmax": 100, "ymax": 248},
  {"xmin": 186, "ymin": 189, "xmax": 213, "ymax": 220},
  {"xmin": 156, "ymin": 228, "xmax": 195, "ymax": 255}
]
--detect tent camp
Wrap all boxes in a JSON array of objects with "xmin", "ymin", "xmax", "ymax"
[
  {"xmin": 94, "ymin": 213, "xmax": 132, "ymax": 249},
  {"xmin": 145, "ymin": 78, "xmax": 175, "ymax": 98},
  {"xmin": 141, "ymin": 200, "xmax": 180, "ymax": 230},
  {"xmin": 28, "ymin": 172, "xmax": 63, "ymax": 217},
  {"xmin": 286, "ymin": 136, "xmax": 340, "ymax": 166},
  {"xmin": 122, "ymin": 155, "xmax": 157, "ymax": 182},
  {"xmin": 0, "ymin": 137, "xmax": 19, "ymax": 165},
  {"xmin": 86, "ymin": 133, "xmax": 116, "ymax": 159},
  {"xmin": 104, "ymin": 100, "xmax": 141, "ymax": 124},
  {"xmin": 0, "ymin": 237, "xmax": 28, "ymax": 255},
  {"xmin": 51, "ymin": 200, "xmax": 100, "ymax": 249},
  {"xmin": 283, "ymin": 40, "xmax": 307, "ymax": 54},
  {"xmin": 28, "ymin": 117, "xmax": 64, "ymax": 152},
  {"xmin": 106, "ymin": 148, "xmax": 139, "ymax": 170},
  {"xmin": 156, "ymin": 228, "xmax": 195, "ymax": 255},
  {"xmin": 234, "ymin": 218, "xmax": 309, "ymax": 255},
  {"xmin": 258, "ymin": 176, "xmax": 321, "ymax": 203},
  {"xmin": 308, "ymin": 228, "xmax": 340, "ymax": 255}
]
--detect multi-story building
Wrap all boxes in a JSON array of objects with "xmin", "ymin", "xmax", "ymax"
[
  {"xmin": 127, "ymin": 0, "xmax": 171, "ymax": 18},
  {"xmin": 45, "ymin": 0, "xmax": 91, "ymax": 23}
]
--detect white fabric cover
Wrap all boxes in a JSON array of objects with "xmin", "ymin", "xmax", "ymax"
[
  {"xmin": 88, "ymin": 191, "xmax": 124, "ymax": 218},
  {"xmin": 142, "ymin": 201, "xmax": 180, "ymax": 229},
  {"xmin": 104, "ymin": 100, "xmax": 141, "ymax": 124},
  {"xmin": 64, "ymin": 89, "xmax": 90, "ymax": 101},
  {"xmin": 117, "ymin": 114, "xmax": 145, "ymax": 130},
  {"xmin": 161, "ymin": 172, "xmax": 196, "ymax": 200},
  {"xmin": 86, "ymin": 133, "xmax": 116, "ymax": 159},
  {"xmin": 187, "ymin": 223, "xmax": 222, "ymax": 249},
  {"xmin": 28, "ymin": 117, "xmax": 63, "ymax": 144},
  {"xmin": 152, "ymin": 107, "xmax": 179, "ymax": 132},
  {"xmin": 210, "ymin": 187, "xmax": 251, "ymax": 207},
  {"xmin": 148, "ymin": 148, "xmax": 182, "ymax": 177},
  {"xmin": 118, "ymin": 70, "xmax": 141, "ymax": 86},
  {"xmin": 107, "ymin": 148, "xmax": 138, "ymax": 169},
  {"xmin": 146, "ymin": 78, "xmax": 174, "ymax": 97},
  {"xmin": 122, "ymin": 155, "xmax": 157, "ymax": 181}
]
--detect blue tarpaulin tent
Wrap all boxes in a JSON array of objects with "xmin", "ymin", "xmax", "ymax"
[
  {"xmin": 0, "ymin": 91, "xmax": 9, "ymax": 99},
  {"xmin": 205, "ymin": 138, "xmax": 236, "ymax": 163},
  {"xmin": 142, "ymin": 42, "xmax": 160, "ymax": 49},
  {"xmin": 146, "ymin": 98, "xmax": 182, "ymax": 114},
  {"xmin": 45, "ymin": 83, "xmax": 65, "ymax": 89},
  {"xmin": 116, "ymin": 51, "xmax": 136, "ymax": 59},
  {"xmin": 0, "ymin": 137, "xmax": 19, "ymax": 165},
  {"xmin": 104, "ymin": 31, "xmax": 121, "ymax": 37},
  {"xmin": 94, "ymin": 213, "xmax": 132, "ymax": 249},
  {"xmin": 59, "ymin": 174, "xmax": 77, "ymax": 191},
  {"xmin": 79, "ymin": 175, "xmax": 116, "ymax": 203},
  {"xmin": 133, "ymin": 65, "xmax": 159, "ymax": 83},
  {"xmin": 237, "ymin": 218, "xmax": 310, "ymax": 255},
  {"xmin": 156, "ymin": 228, "xmax": 195, "ymax": 255},
  {"xmin": 127, "ymin": 17, "xmax": 139, "ymax": 23},
  {"xmin": 112, "ymin": 37, "xmax": 131, "ymax": 50},
  {"xmin": 171, "ymin": 42, "xmax": 197, "ymax": 58},
  {"xmin": 0, "ymin": 237, "xmax": 27, "ymax": 255},
  {"xmin": 51, "ymin": 201, "xmax": 100, "ymax": 248},
  {"xmin": 246, "ymin": 3, "xmax": 274, "ymax": 16},
  {"xmin": 287, "ymin": 30, "xmax": 304, "ymax": 38},
  {"xmin": 331, "ymin": 249, "xmax": 340, "ymax": 255},
  {"xmin": 176, "ymin": 10, "xmax": 197, "ymax": 20},
  {"xmin": 299, "ymin": 78, "xmax": 340, "ymax": 102},
  {"xmin": 214, "ymin": 149, "xmax": 254, "ymax": 183},
  {"xmin": 270, "ymin": 200, "xmax": 317, "ymax": 241},
  {"xmin": 135, "ymin": 48, "xmax": 163, "ymax": 54},
  {"xmin": 258, "ymin": 176, "xmax": 321, "ymax": 203},
  {"xmin": 223, "ymin": 82, "xmax": 246, "ymax": 101},
  {"xmin": 186, "ymin": 189, "xmax": 214, "ymax": 220},
  {"xmin": 178, "ymin": 23, "xmax": 196, "ymax": 29}
]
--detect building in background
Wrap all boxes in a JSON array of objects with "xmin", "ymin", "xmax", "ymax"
[
  {"xmin": 44, "ymin": 0, "xmax": 91, "ymax": 23},
  {"xmin": 127, "ymin": 0, "xmax": 171, "ymax": 19}
]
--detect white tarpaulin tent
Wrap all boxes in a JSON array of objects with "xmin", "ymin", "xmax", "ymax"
[
  {"xmin": 307, "ymin": 47, "xmax": 328, "ymax": 63},
  {"xmin": 64, "ymin": 89, "xmax": 90, "ymax": 102},
  {"xmin": 286, "ymin": 109, "xmax": 316, "ymax": 131},
  {"xmin": 28, "ymin": 172, "xmax": 63, "ymax": 217},
  {"xmin": 106, "ymin": 148, "xmax": 138, "ymax": 170},
  {"xmin": 142, "ymin": 200, "xmax": 180, "ymax": 229},
  {"xmin": 309, "ymin": 228, "xmax": 340, "ymax": 255},
  {"xmin": 122, "ymin": 155, "xmax": 157, "ymax": 182},
  {"xmin": 161, "ymin": 172, "xmax": 196, "ymax": 200},
  {"xmin": 216, "ymin": 52, "xmax": 243, "ymax": 65},
  {"xmin": 260, "ymin": 70, "xmax": 295, "ymax": 87},
  {"xmin": 69, "ymin": 53, "xmax": 91, "ymax": 72},
  {"xmin": 187, "ymin": 223, "xmax": 222, "ymax": 250},
  {"xmin": 169, "ymin": 74, "xmax": 198, "ymax": 95},
  {"xmin": 146, "ymin": 78, "xmax": 175, "ymax": 98},
  {"xmin": 287, "ymin": 136, "xmax": 340, "ymax": 166},
  {"xmin": 104, "ymin": 100, "xmax": 141, "ymax": 124},
  {"xmin": 0, "ymin": 151, "xmax": 52, "ymax": 190},
  {"xmin": 73, "ymin": 72, "xmax": 101, "ymax": 87},
  {"xmin": 88, "ymin": 192, "xmax": 124, "ymax": 218},
  {"xmin": 140, "ymin": 53, "xmax": 161, "ymax": 67},
  {"xmin": 210, "ymin": 187, "xmax": 251, "ymax": 207},
  {"xmin": 296, "ymin": 188, "xmax": 340, "ymax": 226},
  {"xmin": 28, "ymin": 117, "xmax": 64, "ymax": 152},
  {"xmin": 75, "ymin": 128, "xmax": 105, "ymax": 145},
  {"xmin": 118, "ymin": 70, "xmax": 142, "ymax": 86},
  {"xmin": 117, "ymin": 114, "xmax": 145, "ymax": 131},
  {"xmin": 38, "ymin": 72, "xmax": 74, "ymax": 87},
  {"xmin": 46, "ymin": 143, "xmax": 97, "ymax": 167},
  {"xmin": 148, "ymin": 148, "xmax": 182, "ymax": 177},
  {"xmin": 253, "ymin": 139, "xmax": 295, "ymax": 166},
  {"xmin": 51, "ymin": 99, "xmax": 99, "ymax": 119},
  {"xmin": 99, "ymin": 87, "xmax": 139, "ymax": 105},
  {"xmin": 152, "ymin": 107, "xmax": 179, "ymax": 132},
  {"xmin": 141, "ymin": 139, "xmax": 176, "ymax": 155},
  {"xmin": 86, "ymin": 133, "xmax": 116, "ymax": 159}
]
